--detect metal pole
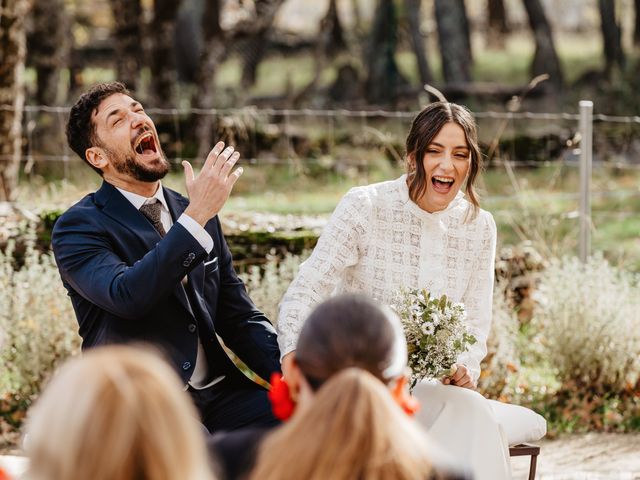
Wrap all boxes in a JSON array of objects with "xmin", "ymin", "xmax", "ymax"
[{"xmin": 579, "ymin": 100, "xmax": 593, "ymax": 263}]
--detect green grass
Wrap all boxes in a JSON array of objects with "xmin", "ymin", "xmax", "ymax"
[{"xmin": 18, "ymin": 162, "xmax": 640, "ymax": 271}]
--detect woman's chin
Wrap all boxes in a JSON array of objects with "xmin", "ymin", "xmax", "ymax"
[{"xmin": 421, "ymin": 191, "xmax": 456, "ymax": 212}]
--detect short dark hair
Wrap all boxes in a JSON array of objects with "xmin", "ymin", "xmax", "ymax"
[
  {"xmin": 405, "ymin": 102, "xmax": 482, "ymax": 217},
  {"xmin": 295, "ymin": 294, "xmax": 397, "ymax": 390},
  {"xmin": 66, "ymin": 82, "xmax": 130, "ymax": 175}
]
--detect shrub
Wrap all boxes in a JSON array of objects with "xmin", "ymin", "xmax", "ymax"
[
  {"xmin": 479, "ymin": 281, "xmax": 521, "ymax": 399},
  {"xmin": 239, "ymin": 252, "xmax": 308, "ymax": 323},
  {"xmin": 533, "ymin": 255, "xmax": 640, "ymax": 392},
  {"xmin": 0, "ymin": 235, "xmax": 80, "ymax": 435}
]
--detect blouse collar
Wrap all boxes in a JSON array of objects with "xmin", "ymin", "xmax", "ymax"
[{"xmin": 395, "ymin": 174, "xmax": 465, "ymax": 219}]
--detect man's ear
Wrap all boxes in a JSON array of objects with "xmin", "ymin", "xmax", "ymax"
[{"xmin": 85, "ymin": 147, "xmax": 108, "ymax": 171}]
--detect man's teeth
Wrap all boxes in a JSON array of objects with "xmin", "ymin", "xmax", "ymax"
[{"xmin": 134, "ymin": 133, "xmax": 154, "ymax": 154}]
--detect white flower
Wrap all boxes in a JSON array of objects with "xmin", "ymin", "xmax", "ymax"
[
  {"xmin": 390, "ymin": 287, "xmax": 476, "ymax": 387},
  {"xmin": 421, "ymin": 322, "xmax": 435, "ymax": 335}
]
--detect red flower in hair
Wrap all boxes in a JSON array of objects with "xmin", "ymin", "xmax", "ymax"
[
  {"xmin": 0, "ymin": 466, "xmax": 12, "ymax": 480},
  {"xmin": 398, "ymin": 393, "xmax": 421, "ymax": 416},
  {"xmin": 268, "ymin": 373, "xmax": 296, "ymax": 421},
  {"xmin": 391, "ymin": 376, "xmax": 421, "ymax": 416}
]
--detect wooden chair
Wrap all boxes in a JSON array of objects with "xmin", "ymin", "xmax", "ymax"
[{"xmin": 509, "ymin": 443, "xmax": 540, "ymax": 480}]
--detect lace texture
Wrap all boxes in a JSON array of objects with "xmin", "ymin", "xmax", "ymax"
[{"xmin": 277, "ymin": 175, "xmax": 497, "ymax": 382}]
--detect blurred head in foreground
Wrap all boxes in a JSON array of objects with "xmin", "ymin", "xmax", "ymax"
[
  {"xmin": 251, "ymin": 294, "xmax": 439, "ymax": 480},
  {"xmin": 24, "ymin": 345, "xmax": 217, "ymax": 480}
]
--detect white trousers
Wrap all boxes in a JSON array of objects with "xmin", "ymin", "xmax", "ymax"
[{"xmin": 413, "ymin": 381, "xmax": 514, "ymax": 480}]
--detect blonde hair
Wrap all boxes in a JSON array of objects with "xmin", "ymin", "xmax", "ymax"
[
  {"xmin": 250, "ymin": 368, "xmax": 434, "ymax": 480},
  {"xmin": 24, "ymin": 345, "xmax": 217, "ymax": 480}
]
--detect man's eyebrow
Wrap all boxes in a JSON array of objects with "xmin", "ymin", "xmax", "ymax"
[
  {"xmin": 105, "ymin": 108, "xmax": 122, "ymax": 123},
  {"xmin": 105, "ymin": 102, "xmax": 142, "ymax": 123}
]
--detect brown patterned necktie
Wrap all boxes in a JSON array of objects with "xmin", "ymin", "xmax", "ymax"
[{"xmin": 139, "ymin": 200, "xmax": 166, "ymax": 237}]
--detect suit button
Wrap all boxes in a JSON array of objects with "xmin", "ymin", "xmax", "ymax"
[
  {"xmin": 188, "ymin": 324, "xmax": 197, "ymax": 333},
  {"xmin": 182, "ymin": 361, "xmax": 191, "ymax": 370},
  {"xmin": 182, "ymin": 259, "xmax": 191, "ymax": 267}
]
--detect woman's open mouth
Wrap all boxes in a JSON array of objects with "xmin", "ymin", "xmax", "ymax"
[
  {"xmin": 133, "ymin": 132, "xmax": 158, "ymax": 156},
  {"xmin": 431, "ymin": 175, "xmax": 454, "ymax": 193}
]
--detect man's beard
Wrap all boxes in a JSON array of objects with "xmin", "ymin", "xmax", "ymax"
[{"xmin": 103, "ymin": 145, "xmax": 170, "ymax": 182}]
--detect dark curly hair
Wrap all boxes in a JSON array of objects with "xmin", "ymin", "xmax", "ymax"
[{"xmin": 66, "ymin": 82, "xmax": 130, "ymax": 175}]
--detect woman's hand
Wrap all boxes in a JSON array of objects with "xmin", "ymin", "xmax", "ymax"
[
  {"xmin": 281, "ymin": 351, "xmax": 295, "ymax": 380},
  {"xmin": 443, "ymin": 363, "xmax": 475, "ymax": 389}
]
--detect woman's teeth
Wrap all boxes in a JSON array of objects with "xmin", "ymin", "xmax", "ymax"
[{"xmin": 433, "ymin": 176, "xmax": 454, "ymax": 184}]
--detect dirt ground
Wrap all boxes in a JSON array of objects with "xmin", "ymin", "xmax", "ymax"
[
  {"xmin": 2, "ymin": 433, "xmax": 640, "ymax": 479},
  {"xmin": 511, "ymin": 433, "xmax": 640, "ymax": 480}
]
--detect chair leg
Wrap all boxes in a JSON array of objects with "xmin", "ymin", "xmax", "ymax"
[{"xmin": 527, "ymin": 452, "xmax": 538, "ymax": 480}]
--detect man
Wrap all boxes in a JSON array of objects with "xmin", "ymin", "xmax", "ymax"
[{"xmin": 52, "ymin": 82, "xmax": 281, "ymax": 432}]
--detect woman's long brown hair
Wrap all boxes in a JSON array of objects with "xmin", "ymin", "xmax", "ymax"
[{"xmin": 405, "ymin": 102, "xmax": 483, "ymax": 218}]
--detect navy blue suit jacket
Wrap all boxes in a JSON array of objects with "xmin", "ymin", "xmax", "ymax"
[{"xmin": 52, "ymin": 181, "xmax": 281, "ymax": 384}]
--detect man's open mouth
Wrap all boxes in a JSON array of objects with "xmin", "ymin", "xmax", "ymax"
[{"xmin": 134, "ymin": 132, "xmax": 158, "ymax": 155}]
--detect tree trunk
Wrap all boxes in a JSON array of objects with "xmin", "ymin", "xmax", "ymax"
[
  {"xmin": 487, "ymin": 0, "xmax": 509, "ymax": 49},
  {"xmin": 109, "ymin": 0, "xmax": 143, "ymax": 91},
  {"xmin": 351, "ymin": 0, "xmax": 363, "ymax": 33},
  {"xmin": 435, "ymin": 0, "xmax": 472, "ymax": 84},
  {"xmin": 320, "ymin": 0, "xmax": 346, "ymax": 58},
  {"xmin": 522, "ymin": 0, "xmax": 563, "ymax": 89},
  {"xmin": 293, "ymin": 0, "xmax": 347, "ymax": 105},
  {"xmin": 599, "ymin": 0, "xmax": 625, "ymax": 74},
  {"xmin": 635, "ymin": 0, "xmax": 640, "ymax": 47},
  {"xmin": 149, "ymin": 0, "xmax": 182, "ymax": 105},
  {"xmin": 404, "ymin": 0, "xmax": 433, "ymax": 85},
  {"xmin": 28, "ymin": 0, "xmax": 68, "ymax": 105},
  {"xmin": 365, "ymin": 0, "xmax": 405, "ymax": 104},
  {"xmin": 194, "ymin": 0, "xmax": 224, "ymax": 159},
  {"xmin": 240, "ymin": 0, "xmax": 286, "ymax": 89},
  {"xmin": 0, "ymin": 0, "xmax": 31, "ymax": 201}
]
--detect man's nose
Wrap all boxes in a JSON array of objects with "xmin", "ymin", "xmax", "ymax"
[{"xmin": 130, "ymin": 111, "xmax": 146, "ymax": 129}]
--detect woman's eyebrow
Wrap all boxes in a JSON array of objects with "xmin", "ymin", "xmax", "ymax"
[{"xmin": 429, "ymin": 142, "xmax": 469, "ymax": 150}]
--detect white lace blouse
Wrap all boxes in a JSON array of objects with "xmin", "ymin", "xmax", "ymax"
[{"xmin": 277, "ymin": 175, "xmax": 497, "ymax": 382}]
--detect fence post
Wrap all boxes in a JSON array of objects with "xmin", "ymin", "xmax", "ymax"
[{"xmin": 579, "ymin": 100, "xmax": 593, "ymax": 263}]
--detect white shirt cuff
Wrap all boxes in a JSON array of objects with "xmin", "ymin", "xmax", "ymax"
[{"xmin": 177, "ymin": 214, "xmax": 214, "ymax": 254}]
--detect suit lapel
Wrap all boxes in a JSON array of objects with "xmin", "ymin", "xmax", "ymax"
[
  {"xmin": 95, "ymin": 181, "xmax": 162, "ymax": 252},
  {"xmin": 95, "ymin": 182, "xmax": 196, "ymax": 318}
]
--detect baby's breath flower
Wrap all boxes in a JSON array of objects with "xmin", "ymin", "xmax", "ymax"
[{"xmin": 390, "ymin": 288, "xmax": 476, "ymax": 387}]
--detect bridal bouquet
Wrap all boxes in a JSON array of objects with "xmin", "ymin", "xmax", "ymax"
[{"xmin": 390, "ymin": 288, "xmax": 476, "ymax": 387}]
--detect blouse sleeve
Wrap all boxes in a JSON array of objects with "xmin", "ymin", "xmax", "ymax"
[
  {"xmin": 457, "ymin": 211, "xmax": 497, "ymax": 384},
  {"xmin": 276, "ymin": 187, "xmax": 372, "ymax": 358}
]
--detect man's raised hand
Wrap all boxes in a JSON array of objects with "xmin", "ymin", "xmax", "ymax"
[{"xmin": 183, "ymin": 141, "xmax": 243, "ymax": 226}]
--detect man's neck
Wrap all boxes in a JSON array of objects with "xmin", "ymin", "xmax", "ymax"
[{"xmin": 104, "ymin": 175, "xmax": 160, "ymax": 198}]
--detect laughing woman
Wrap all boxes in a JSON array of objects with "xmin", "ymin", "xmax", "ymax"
[{"xmin": 277, "ymin": 101, "xmax": 546, "ymax": 479}]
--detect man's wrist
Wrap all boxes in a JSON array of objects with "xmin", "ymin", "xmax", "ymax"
[
  {"xmin": 178, "ymin": 214, "xmax": 214, "ymax": 254},
  {"xmin": 183, "ymin": 206, "xmax": 209, "ymax": 226}
]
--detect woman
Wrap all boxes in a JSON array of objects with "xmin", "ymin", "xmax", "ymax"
[
  {"xmin": 249, "ymin": 294, "xmax": 466, "ymax": 480},
  {"xmin": 23, "ymin": 345, "xmax": 218, "ymax": 480},
  {"xmin": 277, "ymin": 102, "xmax": 545, "ymax": 477},
  {"xmin": 278, "ymin": 101, "xmax": 494, "ymax": 388}
]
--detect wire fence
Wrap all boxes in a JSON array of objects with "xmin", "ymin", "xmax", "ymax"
[{"xmin": 7, "ymin": 104, "xmax": 640, "ymax": 265}]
